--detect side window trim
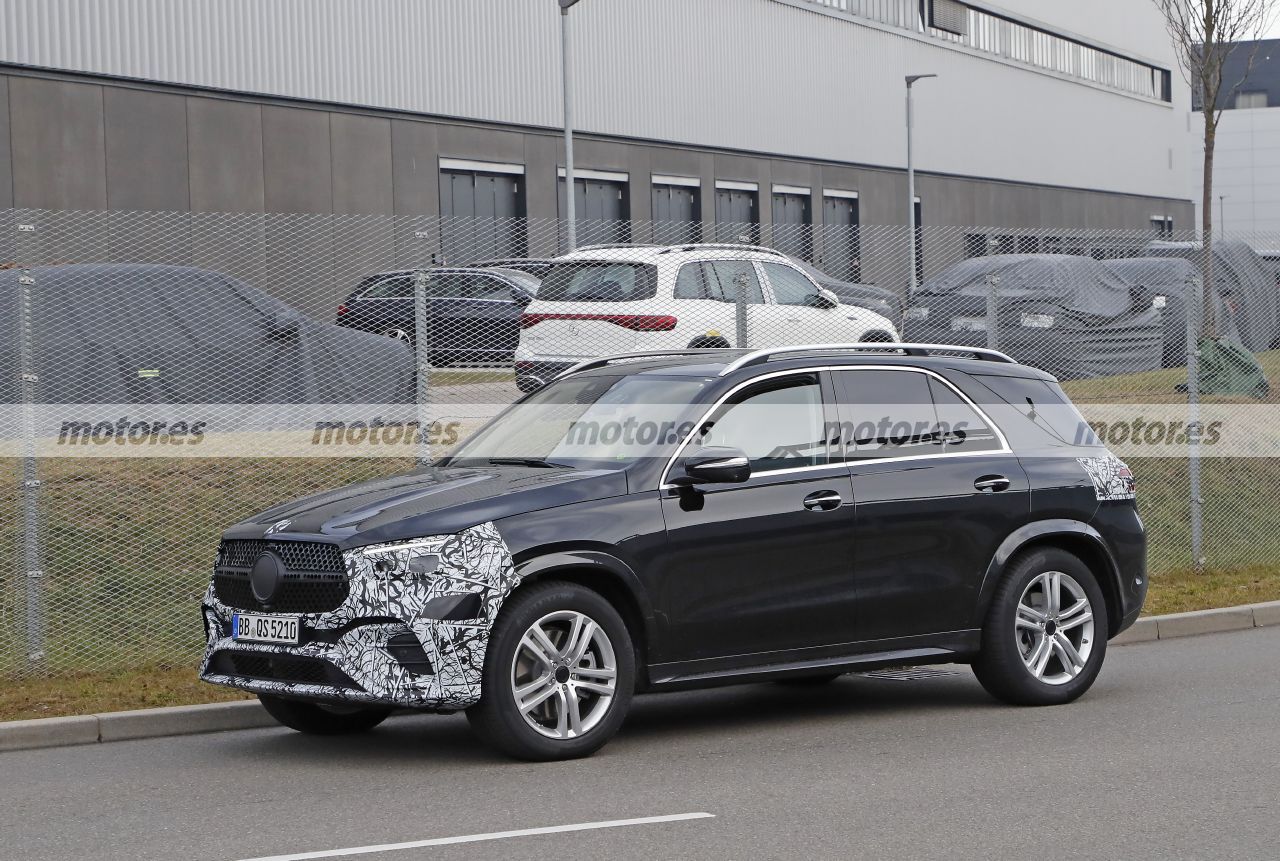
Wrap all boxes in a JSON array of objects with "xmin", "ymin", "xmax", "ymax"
[{"xmin": 659, "ymin": 365, "xmax": 1013, "ymax": 490}]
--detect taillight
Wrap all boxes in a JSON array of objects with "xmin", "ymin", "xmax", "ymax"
[
  {"xmin": 520, "ymin": 313, "xmax": 677, "ymax": 331},
  {"xmin": 337, "ymin": 304, "xmax": 348, "ymax": 316}
]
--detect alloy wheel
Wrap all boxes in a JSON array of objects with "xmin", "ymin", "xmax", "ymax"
[
  {"xmin": 510, "ymin": 610, "xmax": 618, "ymax": 739},
  {"xmin": 1015, "ymin": 570, "xmax": 1096, "ymax": 686}
]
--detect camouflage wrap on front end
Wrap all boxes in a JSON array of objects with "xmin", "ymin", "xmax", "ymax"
[{"xmin": 199, "ymin": 522, "xmax": 519, "ymax": 710}]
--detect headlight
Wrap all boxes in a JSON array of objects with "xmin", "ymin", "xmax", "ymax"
[
  {"xmin": 351, "ymin": 538, "xmax": 446, "ymax": 579},
  {"xmin": 1020, "ymin": 313, "xmax": 1054, "ymax": 329},
  {"xmin": 904, "ymin": 307, "xmax": 929, "ymax": 321}
]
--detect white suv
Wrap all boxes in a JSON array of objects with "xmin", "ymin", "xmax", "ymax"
[{"xmin": 514, "ymin": 244, "xmax": 899, "ymax": 391}]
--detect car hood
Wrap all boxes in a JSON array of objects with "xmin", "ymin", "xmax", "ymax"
[{"xmin": 223, "ymin": 465, "xmax": 629, "ymax": 547}]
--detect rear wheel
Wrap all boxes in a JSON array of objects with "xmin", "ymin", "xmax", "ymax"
[
  {"xmin": 467, "ymin": 582, "xmax": 635, "ymax": 761},
  {"xmin": 859, "ymin": 330, "xmax": 895, "ymax": 343},
  {"xmin": 257, "ymin": 694, "xmax": 392, "ymax": 735},
  {"xmin": 972, "ymin": 548, "xmax": 1108, "ymax": 706}
]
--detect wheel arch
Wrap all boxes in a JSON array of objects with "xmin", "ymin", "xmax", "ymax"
[
  {"xmin": 512, "ymin": 550, "xmax": 655, "ymax": 683},
  {"xmin": 975, "ymin": 520, "xmax": 1124, "ymax": 637}
]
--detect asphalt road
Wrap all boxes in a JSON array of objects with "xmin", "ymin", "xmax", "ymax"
[{"xmin": 3, "ymin": 627, "xmax": 1278, "ymax": 861}]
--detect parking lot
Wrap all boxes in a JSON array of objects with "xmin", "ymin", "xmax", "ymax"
[{"xmin": 2, "ymin": 627, "xmax": 1276, "ymax": 861}]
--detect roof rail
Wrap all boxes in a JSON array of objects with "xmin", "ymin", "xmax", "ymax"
[
  {"xmin": 718, "ymin": 343, "xmax": 1017, "ymax": 376},
  {"xmin": 658, "ymin": 243, "xmax": 789, "ymax": 258},
  {"xmin": 572, "ymin": 243, "xmax": 664, "ymax": 252},
  {"xmin": 555, "ymin": 349, "xmax": 741, "ymax": 380}
]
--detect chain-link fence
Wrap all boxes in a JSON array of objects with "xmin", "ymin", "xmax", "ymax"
[{"xmin": 2, "ymin": 208, "xmax": 1278, "ymax": 680}]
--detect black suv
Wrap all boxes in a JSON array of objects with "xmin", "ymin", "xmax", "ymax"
[{"xmin": 200, "ymin": 344, "xmax": 1145, "ymax": 760}]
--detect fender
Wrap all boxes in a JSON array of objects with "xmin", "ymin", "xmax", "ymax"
[
  {"xmin": 972, "ymin": 519, "xmax": 1122, "ymax": 629},
  {"xmin": 513, "ymin": 549, "xmax": 657, "ymax": 631}
]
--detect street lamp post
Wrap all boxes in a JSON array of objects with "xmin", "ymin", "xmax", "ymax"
[
  {"xmin": 560, "ymin": 0, "xmax": 582, "ymax": 251},
  {"xmin": 905, "ymin": 74, "xmax": 937, "ymax": 296}
]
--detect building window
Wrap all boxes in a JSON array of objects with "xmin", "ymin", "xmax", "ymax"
[
  {"xmin": 559, "ymin": 168, "xmax": 631, "ymax": 249},
  {"xmin": 821, "ymin": 190, "xmax": 861, "ymax": 282},
  {"xmin": 796, "ymin": 0, "xmax": 1172, "ymax": 102},
  {"xmin": 771, "ymin": 185, "xmax": 813, "ymax": 260},
  {"xmin": 715, "ymin": 181, "xmax": 760, "ymax": 244},
  {"xmin": 651, "ymin": 175, "xmax": 701, "ymax": 245},
  {"xmin": 1236, "ymin": 91, "xmax": 1268, "ymax": 109},
  {"xmin": 438, "ymin": 159, "xmax": 527, "ymax": 264}
]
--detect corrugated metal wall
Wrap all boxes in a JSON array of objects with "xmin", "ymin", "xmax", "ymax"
[{"xmin": 0, "ymin": 0, "xmax": 1192, "ymax": 200}]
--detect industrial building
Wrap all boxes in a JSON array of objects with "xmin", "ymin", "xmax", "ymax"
[{"xmin": 0, "ymin": 0, "xmax": 1194, "ymax": 291}]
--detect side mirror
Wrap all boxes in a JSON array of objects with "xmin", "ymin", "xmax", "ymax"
[
  {"xmin": 680, "ymin": 446, "xmax": 752, "ymax": 485},
  {"xmin": 807, "ymin": 287, "xmax": 839, "ymax": 309}
]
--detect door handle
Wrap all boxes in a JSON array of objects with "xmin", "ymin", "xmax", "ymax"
[
  {"xmin": 803, "ymin": 490, "xmax": 843, "ymax": 511},
  {"xmin": 974, "ymin": 475, "xmax": 1011, "ymax": 493}
]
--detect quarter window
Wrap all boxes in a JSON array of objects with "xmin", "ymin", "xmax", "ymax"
[{"xmin": 691, "ymin": 376, "xmax": 827, "ymax": 472}]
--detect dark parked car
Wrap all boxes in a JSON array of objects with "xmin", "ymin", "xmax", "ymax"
[
  {"xmin": 200, "ymin": 343, "xmax": 1145, "ymax": 760},
  {"xmin": 469, "ymin": 258, "xmax": 556, "ymax": 279},
  {"xmin": 904, "ymin": 254, "xmax": 1164, "ymax": 379},
  {"xmin": 792, "ymin": 258, "xmax": 901, "ymax": 319},
  {"xmin": 336, "ymin": 267, "xmax": 538, "ymax": 365}
]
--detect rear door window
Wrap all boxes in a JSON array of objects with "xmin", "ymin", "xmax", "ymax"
[
  {"xmin": 359, "ymin": 275, "xmax": 414, "ymax": 299},
  {"xmin": 832, "ymin": 369, "xmax": 940, "ymax": 460},
  {"xmin": 707, "ymin": 260, "xmax": 765, "ymax": 304}
]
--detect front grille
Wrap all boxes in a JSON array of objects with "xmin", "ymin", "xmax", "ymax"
[
  {"xmin": 208, "ymin": 650, "xmax": 362, "ymax": 690},
  {"xmin": 213, "ymin": 539, "xmax": 349, "ymax": 613}
]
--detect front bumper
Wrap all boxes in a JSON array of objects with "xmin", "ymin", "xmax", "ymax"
[{"xmin": 199, "ymin": 522, "xmax": 518, "ymax": 710}]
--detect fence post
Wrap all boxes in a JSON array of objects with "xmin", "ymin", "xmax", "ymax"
[
  {"xmin": 414, "ymin": 270, "xmax": 431, "ymax": 467},
  {"xmin": 734, "ymin": 273, "xmax": 750, "ymax": 348},
  {"xmin": 985, "ymin": 273, "xmax": 1000, "ymax": 350},
  {"xmin": 1187, "ymin": 271, "xmax": 1204, "ymax": 571},
  {"xmin": 16, "ymin": 251, "xmax": 45, "ymax": 665}
]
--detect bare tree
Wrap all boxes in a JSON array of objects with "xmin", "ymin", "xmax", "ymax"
[{"xmin": 1154, "ymin": 0, "xmax": 1278, "ymax": 334}]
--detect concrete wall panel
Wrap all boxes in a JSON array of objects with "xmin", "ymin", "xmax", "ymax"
[
  {"xmin": 9, "ymin": 77, "xmax": 107, "ymax": 210},
  {"xmin": 187, "ymin": 97, "xmax": 264, "ymax": 213},
  {"xmin": 0, "ymin": 77, "xmax": 12, "ymax": 208},
  {"xmin": 262, "ymin": 105, "xmax": 331, "ymax": 214},
  {"xmin": 330, "ymin": 112, "xmax": 392, "ymax": 214},
  {"xmin": 104, "ymin": 86, "xmax": 189, "ymax": 212}
]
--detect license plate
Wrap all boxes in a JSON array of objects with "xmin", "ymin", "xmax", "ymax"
[
  {"xmin": 951, "ymin": 316, "xmax": 987, "ymax": 332},
  {"xmin": 232, "ymin": 613, "xmax": 300, "ymax": 645}
]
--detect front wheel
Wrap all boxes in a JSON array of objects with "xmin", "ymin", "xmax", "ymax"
[
  {"xmin": 467, "ymin": 582, "xmax": 635, "ymax": 761},
  {"xmin": 972, "ymin": 548, "xmax": 1108, "ymax": 706},
  {"xmin": 257, "ymin": 694, "xmax": 392, "ymax": 735}
]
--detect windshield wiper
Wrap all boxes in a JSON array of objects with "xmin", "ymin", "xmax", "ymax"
[{"xmin": 484, "ymin": 457, "xmax": 571, "ymax": 469}]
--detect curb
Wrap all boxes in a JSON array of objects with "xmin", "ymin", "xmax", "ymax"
[
  {"xmin": 3, "ymin": 599, "xmax": 1280, "ymax": 754},
  {"xmin": 0, "ymin": 700, "xmax": 273, "ymax": 753},
  {"xmin": 1111, "ymin": 599, "xmax": 1280, "ymax": 645}
]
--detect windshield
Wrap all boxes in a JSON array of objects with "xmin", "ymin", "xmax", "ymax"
[
  {"xmin": 538, "ymin": 261, "xmax": 658, "ymax": 302},
  {"xmin": 442, "ymin": 374, "xmax": 706, "ymax": 469}
]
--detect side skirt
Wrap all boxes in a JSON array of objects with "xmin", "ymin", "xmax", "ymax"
[{"xmin": 645, "ymin": 629, "xmax": 981, "ymax": 692}]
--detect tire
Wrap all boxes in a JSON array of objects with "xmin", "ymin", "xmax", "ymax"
[
  {"xmin": 687, "ymin": 336, "xmax": 732, "ymax": 350},
  {"xmin": 467, "ymin": 581, "xmax": 635, "ymax": 761},
  {"xmin": 859, "ymin": 330, "xmax": 895, "ymax": 343},
  {"xmin": 972, "ymin": 548, "xmax": 1109, "ymax": 706},
  {"xmin": 774, "ymin": 672, "xmax": 842, "ymax": 687},
  {"xmin": 257, "ymin": 694, "xmax": 392, "ymax": 735}
]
